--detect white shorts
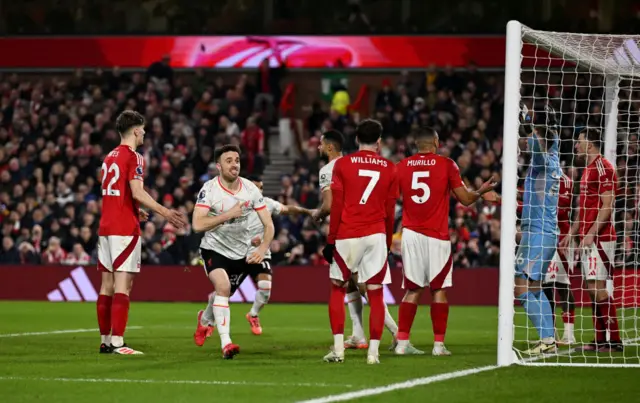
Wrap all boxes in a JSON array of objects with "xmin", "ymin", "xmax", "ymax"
[
  {"xmin": 97, "ymin": 235, "xmax": 142, "ymax": 273},
  {"xmin": 544, "ymin": 248, "xmax": 573, "ymax": 285},
  {"xmin": 581, "ymin": 240, "xmax": 615, "ymax": 281},
  {"xmin": 401, "ymin": 228, "xmax": 452, "ymax": 290},
  {"xmin": 329, "ymin": 233, "xmax": 390, "ymax": 285}
]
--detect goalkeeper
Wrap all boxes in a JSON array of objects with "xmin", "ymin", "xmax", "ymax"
[{"xmin": 515, "ymin": 104, "xmax": 562, "ymax": 356}]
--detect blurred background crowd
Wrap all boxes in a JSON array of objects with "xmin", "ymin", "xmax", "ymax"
[{"xmin": 0, "ymin": 0, "xmax": 638, "ymax": 269}]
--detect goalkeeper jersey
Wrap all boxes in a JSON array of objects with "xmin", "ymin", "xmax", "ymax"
[{"xmin": 521, "ymin": 133, "xmax": 561, "ymax": 236}]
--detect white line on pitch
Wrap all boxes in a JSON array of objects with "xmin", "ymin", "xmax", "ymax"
[
  {"xmin": 0, "ymin": 376, "xmax": 353, "ymax": 389},
  {"xmin": 294, "ymin": 365, "xmax": 499, "ymax": 403},
  {"xmin": 0, "ymin": 326, "xmax": 142, "ymax": 338}
]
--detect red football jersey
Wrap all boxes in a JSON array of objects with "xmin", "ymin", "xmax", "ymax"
[
  {"xmin": 328, "ymin": 150, "xmax": 397, "ymax": 242},
  {"xmin": 98, "ymin": 145, "xmax": 145, "ymax": 236},
  {"xmin": 578, "ymin": 155, "xmax": 616, "ymax": 242},
  {"xmin": 557, "ymin": 173, "xmax": 573, "ymax": 239},
  {"xmin": 397, "ymin": 152, "xmax": 464, "ymax": 240}
]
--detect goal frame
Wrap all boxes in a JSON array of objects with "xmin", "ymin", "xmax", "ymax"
[{"xmin": 497, "ymin": 20, "xmax": 623, "ymax": 367}]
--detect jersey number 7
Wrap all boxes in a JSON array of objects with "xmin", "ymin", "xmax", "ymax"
[{"xmin": 358, "ymin": 169, "xmax": 380, "ymax": 204}]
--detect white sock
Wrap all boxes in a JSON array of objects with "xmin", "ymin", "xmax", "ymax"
[
  {"xmin": 101, "ymin": 335, "xmax": 111, "ymax": 345},
  {"xmin": 213, "ymin": 295, "xmax": 232, "ymax": 348},
  {"xmin": 563, "ymin": 322, "xmax": 574, "ymax": 339},
  {"xmin": 346, "ymin": 292, "xmax": 365, "ymax": 340},
  {"xmin": 333, "ymin": 334, "xmax": 345, "ymax": 354},
  {"xmin": 368, "ymin": 339, "xmax": 380, "ymax": 357},
  {"xmin": 397, "ymin": 339, "xmax": 409, "ymax": 349},
  {"xmin": 383, "ymin": 302, "xmax": 398, "ymax": 336},
  {"xmin": 202, "ymin": 292, "xmax": 216, "ymax": 325},
  {"xmin": 111, "ymin": 336, "xmax": 123, "ymax": 348},
  {"xmin": 249, "ymin": 280, "xmax": 271, "ymax": 317}
]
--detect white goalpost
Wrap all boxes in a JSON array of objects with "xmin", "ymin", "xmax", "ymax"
[{"xmin": 499, "ymin": 20, "xmax": 640, "ymax": 367}]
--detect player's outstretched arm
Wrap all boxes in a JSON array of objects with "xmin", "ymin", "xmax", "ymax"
[
  {"xmin": 192, "ymin": 202, "xmax": 243, "ymax": 233},
  {"xmin": 313, "ymin": 189, "xmax": 332, "ymax": 221},
  {"xmin": 452, "ymin": 175, "xmax": 498, "ymax": 206},
  {"xmin": 280, "ymin": 204, "xmax": 315, "ymax": 216},
  {"xmin": 247, "ymin": 208, "xmax": 275, "ymax": 264},
  {"xmin": 129, "ymin": 180, "xmax": 187, "ymax": 228}
]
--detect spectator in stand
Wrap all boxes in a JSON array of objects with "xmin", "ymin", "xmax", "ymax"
[
  {"xmin": 0, "ymin": 236, "xmax": 20, "ymax": 264},
  {"xmin": 42, "ymin": 236, "xmax": 66, "ymax": 264},
  {"xmin": 63, "ymin": 243, "xmax": 91, "ymax": 266},
  {"xmin": 18, "ymin": 241, "xmax": 40, "ymax": 264}
]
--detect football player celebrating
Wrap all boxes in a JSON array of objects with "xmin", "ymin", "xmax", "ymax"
[{"xmin": 191, "ymin": 145, "xmax": 274, "ymax": 359}]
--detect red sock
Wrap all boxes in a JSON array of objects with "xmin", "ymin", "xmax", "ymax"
[
  {"xmin": 562, "ymin": 310, "xmax": 575, "ymax": 324},
  {"xmin": 431, "ymin": 302, "xmax": 449, "ymax": 343},
  {"xmin": 96, "ymin": 294, "xmax": 112, "ymax": 336},
  {"xmin": 367, "ymin": 288, "xmax": 384, "ymax": 341},
  {"xmin": 111, "ymin": 293, "xmax": 130, "ymax": 337},
  {"xmin": 329, "ymin": 284, "xmax": 346, "ymax": 335},
  {"xmin": 602, "ymin": 297, "xmax": 621, "ymax": 343},
  {"xmin": 397, "ymin": 301, "xmax": 418, "ymax": 341},
  {"xmin": 593, "ymin": 302, "xmax": 606, "ymax": 343}
]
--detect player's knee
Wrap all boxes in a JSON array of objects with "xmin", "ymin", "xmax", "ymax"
[
  {"xmin": 331, "ymin": 279, "xmax": 347, "ymax": 288},
  {"xmin": 431, "ymin": 288, "xmax": 447, "ymax": 303},
  {"xmin": 403, "ymin": 288, "xmax": 423, "ymax": 304}
]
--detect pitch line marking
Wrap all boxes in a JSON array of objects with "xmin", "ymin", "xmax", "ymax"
[
  {"xmin": 0, "ymin": 326, "xmax": 142, "ymax": 338},
  {"xmin": 297, "ymin": 335, "xmax": 640, "ymax": 402},
  {"xmin": 0, "ymin": 376, "xmax": 353, "ymax": 389}
]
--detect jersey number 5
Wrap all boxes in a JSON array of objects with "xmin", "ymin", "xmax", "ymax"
[
  {"xmin": 101, "ymin": 163, "xmax": 121, "ymax": 196},
  {"xmin": 358, "ymin": 169, "xmax": 380, "ymax": 204},
  {"xmin": 411, "ymin": 171, "xmax": 430, "ymax": 204}
]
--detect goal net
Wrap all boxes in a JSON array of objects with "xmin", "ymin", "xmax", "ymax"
[{"xmin": 499, "ymin": 21, "xmax": 640, "ymax": 367}]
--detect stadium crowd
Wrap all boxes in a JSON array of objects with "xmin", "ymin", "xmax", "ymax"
[{"xmin": 0, "ymin": 60, "xmax": 638, "ymax": 269}]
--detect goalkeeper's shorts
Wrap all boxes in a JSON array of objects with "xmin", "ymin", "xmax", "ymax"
[{"xmin": 515, "ymin": 232, "xmax": 558, "ymax": 282}]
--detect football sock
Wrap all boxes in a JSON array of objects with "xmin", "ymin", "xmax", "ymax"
[
  {"xmin": 383, "ymin": 302, "xmax": 399, "ymax": 336},
  {"xmin": 533, "ymin": 290, "xmax": 555, "ymax": 340},
  {"xmin": 593, "ymin": 301, "xmax": 607, "ymax": 343},
  {"xmin": 397, "ymin": 301, "xmax": 417, "ymax": 349},
  {"xmin": 202, "ymin": 292, "xmax": 216, "ymax": 326},
  {"xmin": 249, "ymin": 280, "xmax": 271, "ymax": 317},
  {"xmin": 329, "ymin": 284, "xmax": 346, "ymax": 353},
  {"xmin": 542, "ymin": 285, "xmax": 556, "ymax": 330},
  {"xmin": 600, "ymin": 297, "xmax": 621, "ymax": 342},
  {"xmin": 430, "ymin": 302, "xmax": 449, "ymax": 343},
  {"xmin": 517, "ymin": 291, "xmax": 554, "ymax": 340},
  {"xmin": 562, "ymin": 310, "xmax": 575, "ymax": 339},
  {"xmin": 367, "ymin": 288, "xmax": 384, "ymax": 355},
  {"xmin": 97, "ymin": 294, "xmax": 112, "ymax": 345},
  {"xmin": 213, "ymin": 295, "xmax": 232, "ymax": 348},
  {"xmin": 110, "ymin": 293, "xmax": 130, "ymax": 347},
  {"xmin": 346, "ymin": 291, "xmax": 365, "ymax": 340}
]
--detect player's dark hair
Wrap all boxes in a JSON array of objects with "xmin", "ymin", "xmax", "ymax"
[
  {"xmin": 115, "ymin": 111, "xmax": 145, "ymax": 137},
  {"xmin": 322, "ymin": 130, "xmax": 344, "ymax": 151},
  {"xmin": 581, "ymin": 128, "xmax": 602, "ymax": 150},
  {"xmin": 214, "ymin": 144, "xmax": 241, "ymax": 162},
  {"xmin": 247, "ymin": 175, "xmax": 262, "ymax": 183},
  {"xmin": 355, "ymin": 119, "xmax": 383, "ymax": 145},
  {"xmin": 413, "ymin": 126, "xmax": 438, "ymax": 142}
]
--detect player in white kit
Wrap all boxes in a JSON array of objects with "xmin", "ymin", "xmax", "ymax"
[
  {"xmin": 242, "ymin": 176, "xmax": 316, "ymax": 335},
  {"xmin": 191, "ymin": 145, "xmax": 275, "ymax": 359},
  {"xmin": 312, "ymin": 130, "xmax": 399, "ymax": 350}
]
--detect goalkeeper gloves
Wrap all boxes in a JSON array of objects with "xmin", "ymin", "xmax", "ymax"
[
  {"xmin": 534, "ymin": 104, "xmax": 559, "ymax": 130},
  {"xmin": 323, "ymin": 243, "xmax": 335, "ymax": 264},
  {"xmin": 519, "ymin": 102, "xmax": 533, "ymax": 135}
]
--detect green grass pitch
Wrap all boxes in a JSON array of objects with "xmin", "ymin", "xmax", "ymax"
[{"xmin": 0, "ymin": 302, "xmax": 638, "ymax": 402}]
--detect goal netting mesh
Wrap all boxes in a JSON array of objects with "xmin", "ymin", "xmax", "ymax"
[{"xmin": 501, "ymin": 21, "xmax": 640, "ymax": 367}]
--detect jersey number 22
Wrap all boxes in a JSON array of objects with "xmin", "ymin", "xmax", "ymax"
[{"xmin": 101, "ymin": 163, "xmax": 121, "ymax": 197}]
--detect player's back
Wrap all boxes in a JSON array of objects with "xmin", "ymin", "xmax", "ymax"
[
  {"xmin": 99, "ymin": 145, "xmax": 143, "ymax": 236},
  {"xmin": 397, "ymin": 152, "xmax": 462, "ymax": 240},
  {"xmin": 333, "ymin": 150, "xmax": 395, "ymax": 240}
]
